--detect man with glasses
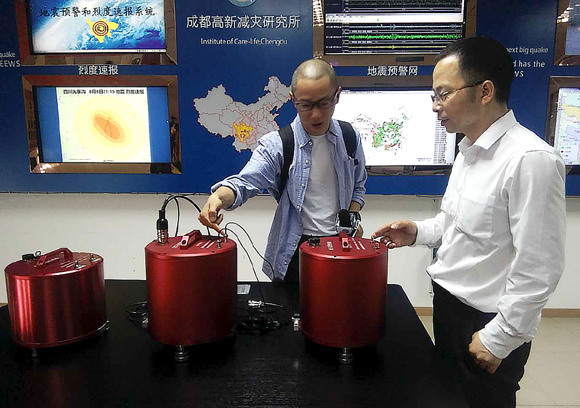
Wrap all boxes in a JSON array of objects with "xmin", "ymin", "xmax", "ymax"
[
  {"xmin": 199, "ymin": 59, "xmax": 367, "ymax": 283},
  {"xmin": 372, "ymin": 37, "xmax": 565, "ymax": 407}
]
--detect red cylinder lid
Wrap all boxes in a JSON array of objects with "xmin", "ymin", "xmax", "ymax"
[
  {"xmin": 4, "ymin": 248, "xmax": 103, "ymax": 278},
  {"xmin": 300, "ymin": 236, "xmax": 387, "ymax": 259},
  {"xmin": 145, "ymin": 230, "xmax": 236, "ymax": 258}
]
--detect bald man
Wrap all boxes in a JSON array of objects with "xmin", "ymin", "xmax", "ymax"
[{"xmin": 199, "ymin": 59, "xmax": 367, "ymax": 283}]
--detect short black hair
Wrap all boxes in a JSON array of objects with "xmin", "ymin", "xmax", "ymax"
[{"xmin": 436, "ymin": 37, "xmax": 514, "ymax": 104}]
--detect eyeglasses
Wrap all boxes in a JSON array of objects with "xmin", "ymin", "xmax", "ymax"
[
  {"xmin": 292, "ymin": 89, "xmax": 339, "ymax": 112},
  {"xmin": 431, "ymin": 80, "xmax": 485, "ymax": 105}
]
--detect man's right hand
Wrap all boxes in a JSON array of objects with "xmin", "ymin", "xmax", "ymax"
[
  {"xmin": 199, "ymin": 195, "xmax": 225, "ymax": 234},
  {"xmin": 371, "ymin": 220, "xmax": 418, "ymax": 249},
  {"xmin": 198, "ymin": 187, "xmax": 235, "ymax": 234}
]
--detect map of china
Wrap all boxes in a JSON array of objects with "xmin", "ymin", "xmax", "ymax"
[{"xmin": 194, "ymin": 77, "xmax": 291, "ymax": 152}]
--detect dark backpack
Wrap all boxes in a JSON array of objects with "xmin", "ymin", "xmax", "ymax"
[{"xmin": 277, "ymin": 120, "xmax": 358, "ymax": 196}]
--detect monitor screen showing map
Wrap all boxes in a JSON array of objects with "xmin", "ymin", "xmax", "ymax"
[
  {"xmin": 22, "ymin": 75, "xmax": 181, "ymax": 174},
  {"xmin": 36, "ymin": 86, "xmax": 170, "ymax": 164},
  {"xmin": 16, "ymin": 0, "xmax": 177, "ymax": 64},
  {"xmin": 333, "ymin": 88, "xmax": 456, "ymax": 174},
  {"xmin": 28, "ymin": 0, "xmax": 166, "ymax": 53},
  {"xmin": 553, "ymin": 87, "xmax": 580, "ymax": 165}
]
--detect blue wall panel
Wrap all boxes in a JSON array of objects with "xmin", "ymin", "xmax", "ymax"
[{"xmin": 0, "ymin": 0, "xmax": 578, "ymax": 195}]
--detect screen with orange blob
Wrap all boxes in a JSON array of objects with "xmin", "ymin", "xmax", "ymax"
[{"xmin": 36, "ymin": 86, "xmax": 171, "ymax": 163}]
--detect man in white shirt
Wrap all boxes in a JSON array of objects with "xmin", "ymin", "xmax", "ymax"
[{"xmin": 372, "ymin": 37, "xmax": 566, "ymax": 408}]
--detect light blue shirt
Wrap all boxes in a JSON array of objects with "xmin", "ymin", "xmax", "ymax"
[{"xmin": 212, "ymin": 115, "xmax": 367, "ymax": 280}]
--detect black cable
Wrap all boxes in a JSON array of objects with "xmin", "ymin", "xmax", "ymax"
[
  {"xmin": 235, "ymin": 300, "xmax": 291, "ymax": 335},
  {"xmin": 125, "ymin": 301, "xmax": 148, "ymax": 328},
  {"xmin": 175, "ymin": 198, "xmax": 180, "ymax": 237},
  {"xmin": 161, "ymin": 194, "xmax": 202, "ymax": 213},
  {"xmin": 224, "ymin": 228, "xmax": 267, "ymax": 308},
  {"xmin": 223, "ymin": 222, "xmax": 292, "ymax": 334},
  {"xmin": 160, "ymin": 194, "xmax": 210, "ymax": 236},
  {"xmin": 223, "ymin": 221, "xmax": 276, "ymax": 278}
]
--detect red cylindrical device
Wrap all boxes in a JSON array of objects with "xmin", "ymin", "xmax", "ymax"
[
  {"xmin": 299, "ymin": 236, "xmax": 388, "ymax": 348},
  {"xmin": 4, "ymin": 248, "xmax": 108, "ymax": 350},
  {"xmin": 145, "ymin": 230, "xmax": 237, "ymax": 346}
]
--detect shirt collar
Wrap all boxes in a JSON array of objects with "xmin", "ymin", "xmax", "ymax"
[
  {"xmin": 458, "ymin": 110, "xmax": 517, "ymax": 154},
  {"xmin": 293, "ymin": 115, "xmax": 338, "ymax": 148}
]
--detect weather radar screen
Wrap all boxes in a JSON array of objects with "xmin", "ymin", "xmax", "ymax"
[
  {"xmin": 27, "ymin": 0, "xmax": 166, "ymax": 53},
  {"xmin": 333, "ymin": 89, "xmax": 456, "ymax": 168},
  {"xmin": 323, "ymin": 0, "xmax": 467, "ymax": 56}
]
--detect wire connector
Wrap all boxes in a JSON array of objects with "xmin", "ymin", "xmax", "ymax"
[
  {"xmin": 248, "ymin": 300, "xmax": 265, "ymax": 309},
  {"xmin": 156, "ymin": 209, "xmax": 169, "ymax": 244}
]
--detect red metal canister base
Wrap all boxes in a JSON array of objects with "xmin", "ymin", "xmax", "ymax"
[
  {"xmin": 4, "ymin": 248, "xmax": 108, "ymax": 351},
  {"xmin": 299, "ymin": 236, "xmax": 388, "ymax": 349},
  {"xmin": 145, "ymin": 231, "xmax": 237, "ymax": 348}
]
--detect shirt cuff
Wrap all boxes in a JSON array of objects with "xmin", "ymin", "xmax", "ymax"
[
  {"xmin": 412, "ymin": 220, "xmax": 430, "ymax": 247},
  {"xmin": 211, "ymin": 181, "xmax": 241, "ymax": 210},
  {"xmin": 479, "ymin": 318, "xmax": 525, "ymax": 359}
]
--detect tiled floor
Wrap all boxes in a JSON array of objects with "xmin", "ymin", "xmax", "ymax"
[{"xmin": 418, "ymin": 315, "xmax": 580, "ymax": 408}]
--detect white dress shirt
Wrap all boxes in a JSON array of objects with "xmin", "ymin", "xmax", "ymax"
[{"xmin": 415, "ymin": 110, "xmax": 566, "ymax": 359}]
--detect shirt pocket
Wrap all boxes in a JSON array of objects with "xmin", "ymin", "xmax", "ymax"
[
  {"xmin": 456, "ymin": 191, "xmax": 495, "ymax": 239},
  {"xmin": 440, "ymin": 195, "xmax": 457, "ymax": 218}
]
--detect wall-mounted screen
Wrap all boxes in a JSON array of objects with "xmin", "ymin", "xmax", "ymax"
[
  {"xmin": 22, "ymin": 75, "xmax": 181, "ymax": 174},
  {"xmin": 554, "ymin": 0, "xmax": 580, "ymax": 65},
  {"xmin": 553, "ymin": 87, "xmax": 580, "ymax": 165},
  {"xmin": 16, "ymin": 0, "xmax": 177, "ymax": 65},
  {"xmin": 333, "ymin": 76, "xmax": 457, "ymax": 175},
  {"xmin": 546, "ymin": 77, "xmax": 580, "ymax": 174},
  {"xmin": 313, "ymin": 0, "xmax": 477, "ymax": 66}
]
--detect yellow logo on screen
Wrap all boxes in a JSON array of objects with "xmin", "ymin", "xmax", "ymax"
[
  {"xmin": 233, "ymin": 122, "xmax": 253, "ymax": 142},
  {"xmin": 86, "ymin": 19, "xmax": 119, "ymax": 43}
]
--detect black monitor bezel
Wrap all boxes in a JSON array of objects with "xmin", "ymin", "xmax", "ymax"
[
  {"xmin": 545, "ymin": 76, "xmax": 580, "ymax": 174},
  {"xmin": 554, "ymin": 0, "xmax": 580, "ymax": 66},
  {"xmin": 22, "ymin": 74, "xmax": 182, "ymax": 174}
]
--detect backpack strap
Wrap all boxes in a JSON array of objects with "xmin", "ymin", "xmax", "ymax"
[
  {"xmin": 337, "ymin": 120, "xmax": 358, "ymax": 165},
  {"xmin": 278, "ymin": 124, "xmax": 295, "ymax": 199}
]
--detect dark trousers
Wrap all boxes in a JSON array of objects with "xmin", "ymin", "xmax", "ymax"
[
  {"xmin": 271, "ymin": 236, "xmax": 314, "ymax": 314},
  {"xmin": 283, "ymin": 235, "xmax": 312, "ymax": 283},
  {"xmin": 432, "ymin": 281, "xmax": 531, "ymax": 408}
]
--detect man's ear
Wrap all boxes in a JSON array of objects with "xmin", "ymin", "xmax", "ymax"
[
  {"xmin": 481, "ymin": 80, "xmax": 495, "ymax": 105},
  {"xmin": 336, "ymin": 86, "xmax": 342, "ymax": 103}
]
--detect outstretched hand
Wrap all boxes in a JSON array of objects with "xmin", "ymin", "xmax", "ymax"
[
  {"xmin": 371, "ymin": 220, "xmax": 418, "ymax": 249},
  {"xmin": 198, "ymin": 195, "xmax": 225, "ymax": 234}
]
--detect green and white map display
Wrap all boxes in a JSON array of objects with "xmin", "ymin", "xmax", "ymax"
[
  {"xmin": 194, "ymin": 77, "xmax": 291, "ymax": 152},
  {"xmin": 555, "ymin": 88, "xmax": 580, "ymax": 165},
  {"xmin": 333, "ymin": 89, "xmax": 455, "ymax": 167}
]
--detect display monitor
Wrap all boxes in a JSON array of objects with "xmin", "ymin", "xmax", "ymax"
[
  {"xmin": 22, "ymin": 75, "xmax": 181, "ymax": 174},
  {"xmin": 554, "ymin": 0, "xmax": 580, "ymax": 65},
  {"xmin": 16, "ymin": 0, "xmax": 177, "ymax": 65},
  {"xmin": 313, "ymin": 0, "xmax": 477, "ymax": 66},
  {"xmin": 546, "ymin": 77, "xmax": 580, "ymax": 174},
  {"xmin": 333, "ymin": 76, "xmax": 457, "ymax": 175}
]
